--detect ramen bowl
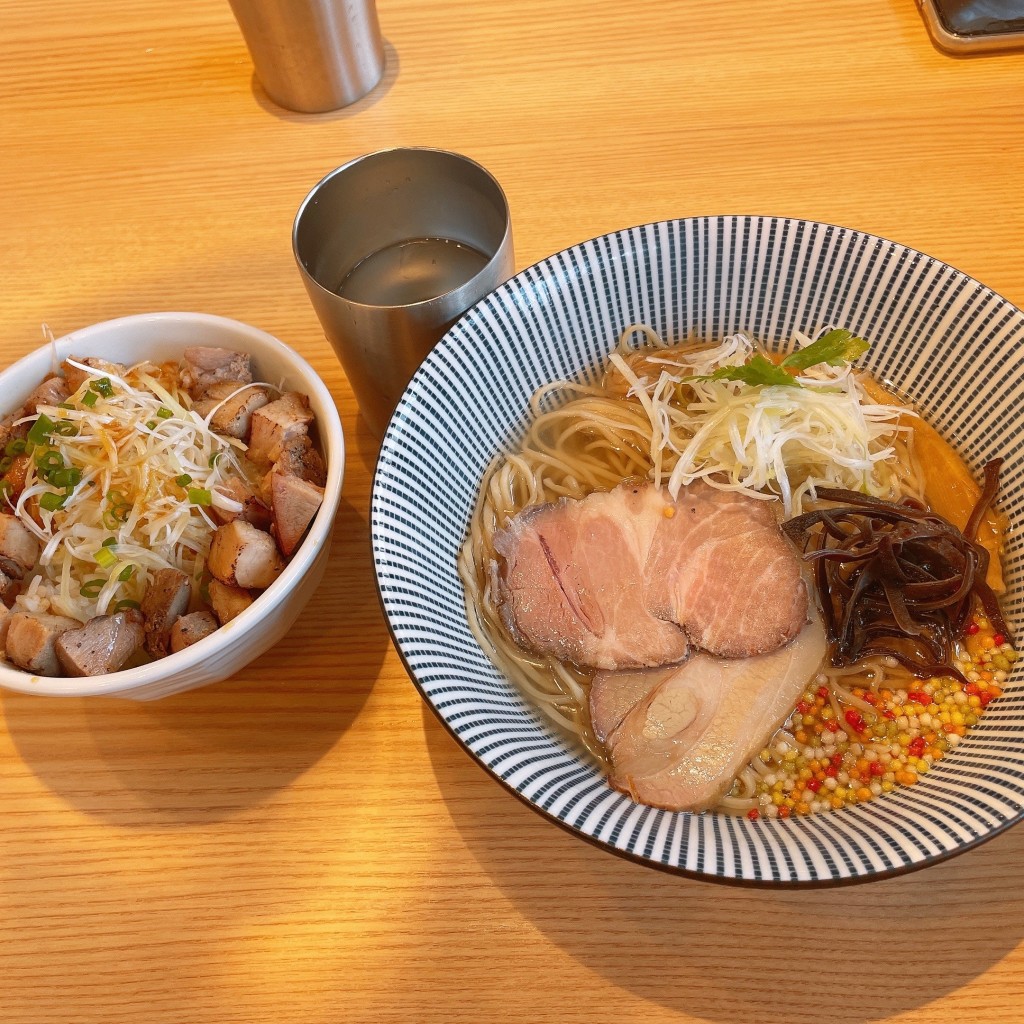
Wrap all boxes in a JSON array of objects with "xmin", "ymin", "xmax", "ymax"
[
  {"xmin": 371, "ymin": 216, "xmax": 1023, "ymax": 885},
  {"xmin": 0, "ymin": 312, "xmax": 344, "ymax": 700}
]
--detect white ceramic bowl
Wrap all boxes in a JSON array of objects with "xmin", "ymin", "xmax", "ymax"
[
  {"xmin": 372, "ymin": 216, "xmax": 1024, "ymax": 886},
  {"xmin": 0, "ymin": 312, "xmax": 344, "ymax": 700}
]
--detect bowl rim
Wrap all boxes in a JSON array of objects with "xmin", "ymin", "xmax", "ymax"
[
  {"xmin": 371, "ymin": 214, "xmax": 1024, "ymax": 886},
  {"xmin": 0, "ymin": 311, "xmax": 345, "ymax": 697}
]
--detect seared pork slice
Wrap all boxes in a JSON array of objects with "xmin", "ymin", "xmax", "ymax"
[
  {"xmin": 0, "ymin": 514, "xmax": 41, "ymax": 579},
  {"xmin": 55, "ymin": 610, "xmax": 145, "ymax": 676},
  {"xmin": 0, "ymin": 604, "xmax": 12, "ymax": 648},
  {"xmin": 192, "ymin": 381, "xmax": 271, "ymax": 440},
  {"xmin": 246, "ymin": 393, "xmax": 314, "ymax": 465},
  {"xmin": 141, "ymin": 567, "xmax": 193, "ymax": 657},
  {"xmin": 644, "ymin": 485, "xmax": 807, "ymax": 657},
  {"xmin": 494, "ymin": 482, "xmax": 806, "ymax": 671},
  {"xmin": 169, "ymin": 610, "xmax": 219, "ymax": 653},
  {"xmin": 590, "ymin": 667, "xmax": 675, "ymax": 745},
  {"xmin": 211, "ymin": 475, "xmax": 272, "ymax": 531},
  {"xmin": 271, "ymin": 472, "xmax": 324, "ymax": 556},
  {"xmin": 6, "ymin": 612, "xmax": 80, "ymax": 675},
  {"xmin": 592, "ymin": 614, "xmax": 827, "ymax": 812},
  {"xmin": 181, "ymin": 347, "xmax": 253, "ymax": 398},
  {"xmin": 207, "ymin": 580, "xmax": 254, "ymax": 625},
  {"xmin": 208, "ymin": 521, "xmax": 285, "ymax": 590},
  {"xmin": 494, "ymin": 486, "xmax": 690, "ymax": 671},
  {"xmin": 26, "ymin": 375, "xmax": 70, "ymax": 413}
]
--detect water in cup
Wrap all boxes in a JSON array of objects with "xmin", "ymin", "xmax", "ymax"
[
  {"xmin": 336, "ymin": 237, "xmax": 490, "ymax": 306},
  {"xmin": 292, "ymin": 147, "xmax": 514, "ymax": 437}
]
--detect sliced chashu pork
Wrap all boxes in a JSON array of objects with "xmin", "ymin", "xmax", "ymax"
[
  {"xmin": 493, "ymin": 481, "xmax": 806, "ymax": 671},
  {"xmin": 589, "ymin": 612, "xmax": 827, "ymax": 812}
]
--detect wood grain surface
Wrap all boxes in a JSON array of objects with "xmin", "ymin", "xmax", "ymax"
[{"xmin": 2, "ymin": 1, "xmax": 1024, "ymax": 1021}]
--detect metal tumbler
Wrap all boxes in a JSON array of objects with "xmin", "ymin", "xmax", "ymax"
[
  {"xmin": 228, "ymin": 0, "xmax": 385, "ymax": 113},
  {"xmin": 293, "ymin": 148, "xmax": 514, "ymax": 437}
]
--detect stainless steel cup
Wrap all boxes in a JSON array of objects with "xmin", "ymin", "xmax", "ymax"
[
  {"xmin": 293, "ymin": 148, "xmax": 514, "ymax": 437},
  {"xmin": 228, "ymin": 0, "xmax": 385, "ymax": 113}
]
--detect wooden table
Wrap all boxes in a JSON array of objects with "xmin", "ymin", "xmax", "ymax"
[{"xmin": 3, "ymin": 2, "xmax": 1024, "ymax": 1021}]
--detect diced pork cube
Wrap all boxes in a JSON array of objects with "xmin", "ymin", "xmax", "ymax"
[
  {"xmin": 0, "ymin": 411, "xmax": 28, "ymax": 455},
  {"xmin": 181, "ymin": 347, "xmax": 253, "ymax": 398},
  {"xmin": 169, "ymin": 610, "xmax": 219, "ymax": 653},
  {"xmin": 0, "ymin": 569, "xmax": 18, "ymax": 606},
  {"xmin": 55, "ymin": 610, "xmax": 145, "ymax": 676},
  {"xmin": 275, "ymin": 433, "xmax": 327, "ymax": 485},
  {"xmin": 259, "ymin": 435, "xmax": 327, "ymax": 504},
  {"xmin": 211, "ymin": 475, "xmax": 272, "ymax": 531},
  {"xmin": 246, "ymin": 392, "xmax": 313, "ymax": 465},
  {"xmin": 208, "ymin": 521, "xmax": 285, "ymax": 590},
  {"xmin": 6, "ymin": 612, "xmax": 80, "ymax": 675},
  {"xmin": 140, "ymin": 567, "xmax": 193, "ymax": 657},
  {"xmin": 0, "ymin": 604, "xmax": 12, "ymax": 649},
  {"xmin": 0, "ymin": 514, "xmax": 41, "ymax": 580},
  {"xmin": 207, "ymin": 580, "xmax": 254, "ymax": 625},
  {"xmin": 192, "ymin": 382, "xmax": 271, "ymax": 441},
  {"xmin": 26, "ymin": 375, "xmax": 70, "ymax": 413},
  {"xmin": 2, "ymin": 455, "xmax": 32, "ymax": 503},
  {"xmin": 60, "ymin": 356, "xmax": 126, "ymax": 394},
  {"xmin": 271, "ymin": 472, "xmax": 324, "ymax": 556}
]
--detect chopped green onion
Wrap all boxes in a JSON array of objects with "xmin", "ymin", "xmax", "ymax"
[
  {"xmin": 57, "ymin": 402, "xmax": 74, "ymax": 411},
  {"xmin": 103, "ymin": 492, "xmax": 131, "ymax": 527},
  {"xmin": 157, "ymin": 407, "xmax": 173, "ymax": 419},
  {"xmin": 145, "ymin": 421, "xmax": 157, "ymax": 430},
  {"xmin": 0, "ymin": 456, "xmax": 11, "ymax": 475},
  {"xmin": 39, "ymin": 492, "xmax": 66, "ymax": 512},
  {"xmin": 27, "ymin": 414, "xmax": 55, "ymax": 446},
  {"xmin": 93, "ymin": 378, "xmax": 114, "ymax": 398},
  {"xmin": 113, "ymin": 599, "xmax": 140, "ymax": 612},
  {"xmin": 94, "ymin": 546, "xmax": 117, "ymax": 569},
  {"xmin": 117, "ymin": 565, "xmax": 135, "ymax": 582},
  {"xmin": 81, "ymin": 390, "xmax": 98, "ymax": 408},
  {"xmin": 52, "ymin": 420, "xmax": 78, "ymax": 437},
  {"xmin": 80, "ymin": 578, "xmax": 104, "ymax": 598},
  {"xmin": 35, "ymin": 450, "xmax": 63, "ymax": 474},
  {"xmin": 5, "ymin": 438, "xmax": 27, "ymax": 456},
  {"xmin": 175, "ymin": 473, "xmax": 192, "ymax": 487},
  {"xmin": 51, "ymin": 467, "xmax": 81, "ymax": 489},
  {"xmin": 101, "ymin": 537, "xmax": 117, "ymax": 547},
  {"xmin": 208, "ymin": 452, "xmax": 222, "ymax": 468},
  {"xmin": 0, "ymin": 481, "xmax": 11, "ymax": 501},
  {"xmin": 187, "ymin": 487, "xmax": 212, "ymax": 506}
]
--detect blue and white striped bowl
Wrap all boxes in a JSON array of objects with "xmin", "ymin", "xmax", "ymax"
[{"xmin": 371, "ymin": 217, "xmax": 1024, "ymax": 886}]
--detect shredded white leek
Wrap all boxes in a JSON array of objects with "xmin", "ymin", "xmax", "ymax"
[
  {"xmin": 612, "ymin": 330, "xmax": 914, "ymax": 518},
  {"xmin": 8, "ymin": 360, "xmax": 258, "ymax": 622}
]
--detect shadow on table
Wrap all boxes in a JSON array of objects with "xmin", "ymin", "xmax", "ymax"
[
  {"xmin": 422, "ymin": 707, "xmax": 1024, "ymax": 1024},
  {"xmin": 1, "ymin": 495, "xmax": 385, "ymax": 827},
  {"xmin": 249, "ymin": 38, "xmax": 400, "ymax": 122}
]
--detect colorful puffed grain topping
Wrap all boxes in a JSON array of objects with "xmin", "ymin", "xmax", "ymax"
[{"xmin": 744, "ymin": 615, "xmax": 1016, "ymax": 820}]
